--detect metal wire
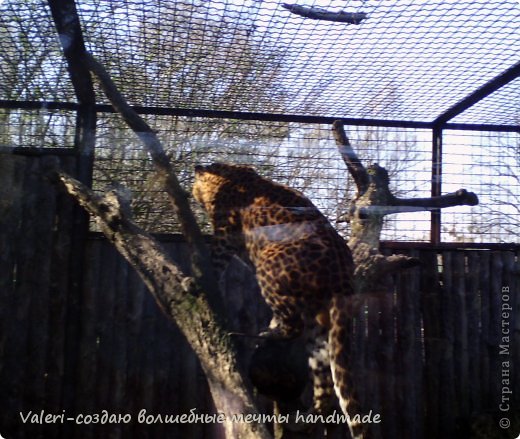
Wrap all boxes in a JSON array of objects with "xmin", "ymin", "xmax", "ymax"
[
  {"xmin": 68, "ymin": 0, "xmax": 520, "ymax": 124},
  {"xmin": 451, "ymin": 76, "xmax": 520, "ymax": 126},
  {"xmin": 1, "ymin": 0, "xmax": 518, "ymax": 124},
  {"xmin": 441, "ymin": 130, "xmax": 520, "ymax": 243},
  {"xmin": 0, "ymin": 108, "xmax": 77, "ymax": 148},
  {"xmin": 0, "ymin": 0, "xmax": 75, "ymax": 101},
  {"xmin": 92, "ymin": 115, "xmax": 432, "ymax": 239},
  {"xmin": 1, "ymin": 0, "xmax": 519, "ymax": 243}
]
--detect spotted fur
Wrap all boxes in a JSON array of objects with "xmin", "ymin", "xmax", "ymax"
[{"xmin": 193, "ymin": 163, "xmax": 365, "ymax": 438}]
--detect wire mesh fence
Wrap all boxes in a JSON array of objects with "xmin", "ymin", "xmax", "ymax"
[
  {"xmin": 0, "ymin": 0, "xmax": 519, "ymax": 245},
  {"xmin": 93, "ymin": 114, "xmax": 516, "ymax": 244},
  {"xmin": 441, "ymin": 130, "xmax": 520, "ymax": 243},
  {"xmin": 1, "ymin": 105, "xmax": 517, "ymax": 244},
  {"xmin": 0, "ymin": 108, "xmax": 77, "ymax": 149},
  {"xmin": 70, "ymin": 0, "xmax": 519, "ymax": 124},
  {"xmin": 2, "ymin": 0, "xmax": 518, "ymax": 125}
]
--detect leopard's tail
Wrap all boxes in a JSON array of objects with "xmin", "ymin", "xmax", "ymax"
[{"xmin": 328, "ymin": 293, "xmax": 366, "ymax": 439}]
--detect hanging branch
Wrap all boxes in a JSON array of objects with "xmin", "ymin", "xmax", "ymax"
[
  {"xmin": 282, "ymin": 3, "xmax": 367, "ymax": 24},
  {"xmin": 332, "ymin": 120, "xmax": 479, "ymax": 290}
]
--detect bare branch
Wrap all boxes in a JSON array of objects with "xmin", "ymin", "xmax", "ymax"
[
  {"xmin": 382, "ymin": 254, "xmax": 421, "ymax": 272},
  {"xmin": 83, "ymin": 52, "xmax": 221, "ymax": 312},
  {"xmin": 393, "ymin": 189, "xmax": 479, "ymax": 210},
  {"xmin": 282, "ymin": 3, "xmax": 367, "ymax": 24},
  {"xmin": 54, "ymin": 172, "xmax": 272, "ymax": 439},
  {"xmin": 332, "ymin": 120, "xmax": 369, "ymax": 194}
]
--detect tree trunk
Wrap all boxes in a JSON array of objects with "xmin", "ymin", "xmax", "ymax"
[{"xmin": 54, "ymin": 172, "xmax": 271, "ymax": 439}]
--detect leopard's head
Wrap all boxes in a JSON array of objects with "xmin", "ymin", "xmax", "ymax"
[{"xmin": 192, "ymin": 163, "xmax": 258, "ymax": 212}]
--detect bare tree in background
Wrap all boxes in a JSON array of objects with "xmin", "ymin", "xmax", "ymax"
[
  {"xmin": 84, "ymin": 0, "xmax": 292, "ymax": 233},
  {"xmin": 0, "ymin": 0, "xmax": 77, "ymax": 147}
]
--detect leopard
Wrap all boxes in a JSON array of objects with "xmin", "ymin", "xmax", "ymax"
[{"xmin": 192, "ymin": 162, "xmax": 365, "ymax": 439}]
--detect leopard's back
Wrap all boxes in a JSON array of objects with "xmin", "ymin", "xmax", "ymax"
[{"xmin": 193, "ymin": 163, "xmax": 364, "ymax": 438}]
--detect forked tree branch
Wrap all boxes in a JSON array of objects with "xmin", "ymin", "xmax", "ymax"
[
  {"xmin": 83, "ymin": 52, "xmax": 220, "ymax": 309},
  {"xmin": 54, "ymin": 172, "xmax": 271, "ymax": 439},
  {"xmin": 78, "ymin": 52, "xmax": 271, "ymax": 439},
  {"xmin": 332, "ymin": 120, "xmax": 479, "ymax": 282}
]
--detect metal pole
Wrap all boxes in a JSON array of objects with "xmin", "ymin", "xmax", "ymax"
[{"xmin": 431, "ymin": 127, "xmax": 443, "ymax": 244}]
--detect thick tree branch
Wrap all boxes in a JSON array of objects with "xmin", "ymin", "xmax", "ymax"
[
  {"xmin": 282, "ymin": 3, "xmax": 367, "ymax": 24},
  {"xmin": 332, "ymin": 120, "xmax": 369, "ymax": 194},
  {"xmin": 54, "ymin": 172, "xmax": 271, "ymax": 439},
  {"xmin": 358, "ymin": 188, "xmax": 479, "ymax": 216},
  {"xmin": 332, "ymin": 120, "xmax": 479, "ymax": 282},
  {"xmin": 391, "ymin": 189, "xmax": 479, "ymax": 211},
  {"xmin": 79, "ymin": 53, "xmax": 272, "ymax": 438},
  {"xmin": 82, "ymin": 52, "xmax": 221, "ymax": 312}
]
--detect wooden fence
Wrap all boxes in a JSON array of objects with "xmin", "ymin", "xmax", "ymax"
[{"xmin": 0, "ymin": 152, "xmax": 519, "ymax": 439}]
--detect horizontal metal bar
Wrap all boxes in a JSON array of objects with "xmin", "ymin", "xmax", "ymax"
[
  {"xmin": 1, "ymin": 99, "xmax": 519, "ymax": 132},
  {"xmin": 87, "ymin": 232, "xmax": 519, "ymax": 250},
  {"xmin": 0, "ymin": 146, "xmax": 76, "ymax": 156},
  {"xmin": 444, "ymin": 122, "xmax": 520, "ymax": 133},
  {"xmin": 380, "ymin": 240, "xmax": 520, "ymax": 251},
  {"xmin": 0, "ymin": 100, "xmax": 78, "ymax": 111},
  {"xmin": 433, "ymin": 61, "xmax": 520, "ymax": 126}
]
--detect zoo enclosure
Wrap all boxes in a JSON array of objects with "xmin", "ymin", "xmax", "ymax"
[
  {"xmin": 0, "ymin": 1, "xmax": 520, "ymax": 439},
  {"xmin": 1, "ymin": 0, "xmax": 519, "ymax": 247},
  {"xmin": 0, "ymin": 153, "xmax": 518, "ymax": 438}
]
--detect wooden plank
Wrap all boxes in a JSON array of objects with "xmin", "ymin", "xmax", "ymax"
[
  {"xmin": 124, "ymin": 267, "xmax": 147, "ymax": 434},
  {"xmin": 61, "ymin": 199, "xmax": 91, "ymax": 436},
  {"xmin": 73, "ymin": 239, "xmax": 102, "ymax": 439},
  {"xmin": 489, "ymin": 252, "xmax": 503, "ymax": 409},
  {"xmin": 136, "ymin": 290, "xmax": 159, "ymax": 437},
  {"xmin": 479, "ymin": 251, "xmax": 491, "ymax": 403},
  {"xmin": 94, "ymin": 243, "xmax": 118, "ymax": 416},
  {"xmin": 365, "ymin": 290, "xmax": 381, "ymax": 439},
  {"xmin": 5, "ymin": 156, "xmax": 48, "ymax": 439},
  {"xmin": 419, "ymin": 250, "xmax": 441, "ymax": 439},
  {"xmin": 23, "ymin": 156, "xmax": 58, "ymax": 424},
  {"xmin": 439, "ymin": 251, "xmax": 455, "ymax": 437},
  {"xmin": 411, "ymin": 251, "xmax": 424, "ymax": 439},
  {"xmin": 397, "ymin": 249, "xmax": 422, "ymax": 439},
  {"xmin": 378, "ymin": 272, "xmax": 396, "ymax": 439},
  {"xmin": 106, "ymin": 253, "xmax": 129, "ymax": 439},
  {"xmin": 465, "ymin": 251, "xmax": 481, "ymax": 413},
  {"xmin": 0, "ymin": 153, "xmax": 27, "ymax": 438},
  {"xmin": 452, "ymin": 251, "xmax": 469, "ymax": 418},
  {"xmin": 45, "ymin": 155, "xmax": 77, "ymax": 417}
]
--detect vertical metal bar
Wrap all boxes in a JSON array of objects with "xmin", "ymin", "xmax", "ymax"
[
  {"xmin": 74, "ymin": 104, "xmax": 96, "ymax": 185},
  {"xmin": 431, "ymin": 127, "xmax": 442, "ymax": 244},
  {"xmin": 47, "ymin": 3, "xmax": 97, "ymax": 435}
]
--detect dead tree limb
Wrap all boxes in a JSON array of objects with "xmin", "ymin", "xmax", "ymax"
[
  {"xmin": 54, "ymin": 172, "xmax": 271, "ymax": 439},
  {"xmin": 74, "ymin": 52, "xmax": 272, "ymax": 438},
  {"xmin": 332, "ymin": 120, "xmax": 479, "ymax": 291},
  {"xmin": 282, "ymin": 3, "xmax": 367, "ymax": 24},
  {"xmin": 332, "ymin": 123, "xmax": 369, "ymax": 194},
  {"xmin": 82, "ymin": 52, "xmax": 221, "ymax": 313}
]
